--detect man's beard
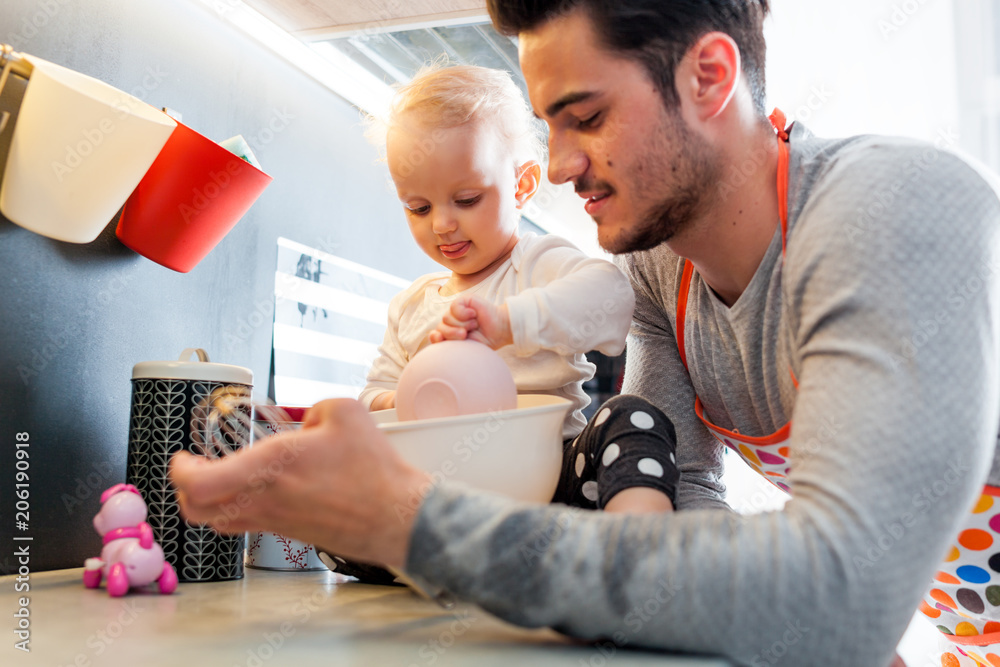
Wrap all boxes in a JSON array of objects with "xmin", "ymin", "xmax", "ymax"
[{"xmin": 600, "ymin": 112, "xmax": 720, "ymax": 255}]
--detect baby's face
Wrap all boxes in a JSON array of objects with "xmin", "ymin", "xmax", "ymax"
[{"xmin": 387, "ymin": 119, "xmax": 522, "ymax": 282}]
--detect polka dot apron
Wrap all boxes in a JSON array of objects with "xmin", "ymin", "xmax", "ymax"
[
  {"xmin": 919, "ymin": 487, "xmax": 1000, "ymax": 667},
  {"xmin": 677, "ymin": 110, "xmax": 1000, "ymax": 666}
]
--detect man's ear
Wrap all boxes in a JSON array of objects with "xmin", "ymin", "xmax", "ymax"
[
  {"xmin": 677, "ymin": 31, "xmax": 741, "ymax": 121},
  {"xmin": 514, "ymin": 160, "xmax": 542, "ymax": 208}
]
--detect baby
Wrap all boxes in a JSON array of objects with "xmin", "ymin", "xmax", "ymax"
[{"xmin": 325, "ymin": 65, "xmax": 680, "ymax": 584}]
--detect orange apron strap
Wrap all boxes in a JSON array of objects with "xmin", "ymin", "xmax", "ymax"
[
  {"xmin": 768, "ymin": 108, "xmax": 791, "ymax": 254},
  {"xmin": 769, "ymin": 107, "xmax": 790, "ymax": 141},
  {"xmin": 677, "ymin": 109, "xmax": 791, "ymax": 373},
  {"xmin": 676, "ymin": 260, "xmax": 694, "ymax": 371}
]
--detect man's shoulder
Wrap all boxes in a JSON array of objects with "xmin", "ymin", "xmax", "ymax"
[
  {"xmin": 789, "ymin": 127, "xmax": 1000, "ymax": 251},
  {"xmin": 784, "ymin": 127, "xmax": 1000, "ymax": 297},
  {"xmin": 793, "ymin": 127, "xmax": 999, "ymax": 213}
]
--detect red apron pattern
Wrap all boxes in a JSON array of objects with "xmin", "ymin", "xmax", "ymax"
[{"xmin": 677, "ymin": 109, "xmax": 997, "ymax": 665}]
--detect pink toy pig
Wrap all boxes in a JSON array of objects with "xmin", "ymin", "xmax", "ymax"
[{"xmin": 83, "ymin": 484, "xmax": 177, "ymax": 597}]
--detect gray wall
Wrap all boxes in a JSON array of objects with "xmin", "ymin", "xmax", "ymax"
[{"xmin": 0, "ymin": 0, "xmax": 439, "ymax": 574}]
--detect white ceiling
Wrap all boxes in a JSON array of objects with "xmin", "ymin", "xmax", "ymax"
[{"xmin": 243, "ymin": 0, "xmax": 489, "ymax": 39}]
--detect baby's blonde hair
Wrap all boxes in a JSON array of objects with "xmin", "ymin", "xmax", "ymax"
[{"xmin": 368, "ymin": 62, "xmax": 544, "ymax": 168}]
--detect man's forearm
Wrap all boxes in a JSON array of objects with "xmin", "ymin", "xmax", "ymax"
[{"xmin": 404, "ymin": 482, "xmax": 934, "ymax": 665}]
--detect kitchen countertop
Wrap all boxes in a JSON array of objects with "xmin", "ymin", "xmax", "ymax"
[{"xmin": 1, "ymin": 567, "xmax": 732, "ymax": 666}]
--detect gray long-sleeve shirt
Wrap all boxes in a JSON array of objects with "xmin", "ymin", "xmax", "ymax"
[{"xmin": 405, "ymin": 124, "xmax": 1000, "ymax": 665}]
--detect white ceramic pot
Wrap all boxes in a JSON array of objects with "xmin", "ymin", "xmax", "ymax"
[
  {"xmin": 246, "ymin": 532, "xmax": 326, "ymax": 571},
  {"xmin": 245, "ymin": 406, "xmax": 326, "ymax": 571},
  {"xmin": 0, "ymin": 55, "xmax": 176, "ymax": 243}
]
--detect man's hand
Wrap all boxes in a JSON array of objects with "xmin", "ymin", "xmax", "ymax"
[
  {"xmin": 169, "ymin": 399, "xmax": 431, "ymax": 569},
  {"xmin": 428, "ymin": 295, "xmax": 513, "ymax": 350}
]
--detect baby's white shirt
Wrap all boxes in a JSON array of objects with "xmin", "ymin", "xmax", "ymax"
[{"xmin": 359, "ymin": 232, "xmax": 636, "ymax": 438}]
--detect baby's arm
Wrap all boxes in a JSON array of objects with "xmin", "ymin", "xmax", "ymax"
[
  {"xmin": 358, "ymin": 330, "xmax": 405, "ymax": 410},
  {"xmin": 358, "ymin": 345, "xmax": 401, "ymax": 411},
  {"xmin": 358, "ymin": 293, "xmax": 410, "ymax": 411},
  {"xmin": 367, "ymin": 390, "xmax": 396, "ymax": 411},
  {"xmin": 431, "ymin": 236, "xmax": 635, "ymax": 356},
  {"xmin": 505, "ymin": 237, "xmax": 635, "ymax": 357}
]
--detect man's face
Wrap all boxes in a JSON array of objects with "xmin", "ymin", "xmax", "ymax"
[{"xmin": 518, "ymin": 9, "xmax": 721, "ymax": 254}]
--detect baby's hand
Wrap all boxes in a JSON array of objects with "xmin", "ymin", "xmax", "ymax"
[{"xmin": 429, "ymin": 295, "xmax": 513, "ymax": 350}]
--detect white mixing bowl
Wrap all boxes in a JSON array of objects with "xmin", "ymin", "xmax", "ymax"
[{"xmin": 372, "ymin": 394, "xmax": 570, "ymax": 503}]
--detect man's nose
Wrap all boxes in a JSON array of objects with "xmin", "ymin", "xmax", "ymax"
[{"xmin": 547, "ymin": 135, "xmax": 588, "ymax": 186}]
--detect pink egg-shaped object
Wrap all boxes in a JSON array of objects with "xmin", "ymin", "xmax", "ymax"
[{"xmin": 396, "ymin": 340, "xmax": 517, "ymax": 421}]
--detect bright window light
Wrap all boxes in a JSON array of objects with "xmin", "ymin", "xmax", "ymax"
[{"xmin": 187, "ymin": 0, "xmax": 392, "ymax": 117}]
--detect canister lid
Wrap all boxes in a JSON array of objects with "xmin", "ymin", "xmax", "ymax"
[{"xmin": 132, "ymin": 348, "xmax": 253, "ymax": 385}]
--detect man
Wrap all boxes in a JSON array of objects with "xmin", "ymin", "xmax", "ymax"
[{"xmin": 171, "ymin": 1, "xmax": 1000, "ymax": 664}]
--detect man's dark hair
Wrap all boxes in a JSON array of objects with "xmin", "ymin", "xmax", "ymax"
[{"xmin": 487, "ymin": 0, "xmax": 770, "ymax": 117}]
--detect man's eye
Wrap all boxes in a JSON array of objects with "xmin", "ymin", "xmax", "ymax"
[
  {"xmin": 456, "ymin": 196, "xmax": 482, "ymax": 207},
  {"xmin": 578, "ymin": 113, "xmax": 601, "ymax": 129}
]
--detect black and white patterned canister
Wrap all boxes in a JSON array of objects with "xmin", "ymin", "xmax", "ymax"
[{"xmin": 126, "ymin": 348, "xmax": 253, "ymax": 582}]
